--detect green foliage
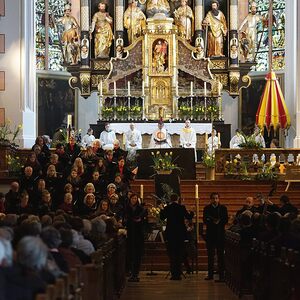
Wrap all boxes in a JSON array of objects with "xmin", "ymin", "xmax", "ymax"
[
  {"xmin": 151, "ymin": 151, "xmax": 181, "ymax": 172},
  {"xmin": 0, "ymin": 120, "xmax": 22, "ymax": 146},
  {"xmin": 239, "ymin": 134, "xmax": 263, "ymax": 149},
  {"xmin": 202, "ymin": 152, "xmax": 215, "ymax": 168}
]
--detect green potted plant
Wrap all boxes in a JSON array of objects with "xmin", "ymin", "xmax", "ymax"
[
  {"xmin": 151, "ymin": 151, "xmax": 181, "ymax": 175},
  {"xmin": 203, "ymin": 152, "xmax": 215, "ymax": 180}
]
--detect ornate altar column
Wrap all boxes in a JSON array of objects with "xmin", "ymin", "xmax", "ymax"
[
  {"xmin": 80, "ymin": 0, "xmax": 90, "ymax": 67},
  {"xmin": 194, "ymin": 0, "xmax": 204, "ymax": 39},
  {"xmin": 115, "ymin": 0, "xmax": 125, "ymax": 39}
]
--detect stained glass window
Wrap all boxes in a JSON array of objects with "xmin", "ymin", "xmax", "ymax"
[
  {"xmin": 35, "ymin": 0, "xmax": 66, "ymax": 71},
  {"xmin": 255, "ymin": 0, "xmax": 285, "ymax": 71}
]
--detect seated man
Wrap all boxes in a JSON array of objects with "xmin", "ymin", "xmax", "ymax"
[
  {"xmin": 207, "ymin": 129, "xmax": 220, "ymax": 155},
  {"xmin": 149, "ymin": 120, "xmax": 172, "ymax": 148},
  {"xmin": 230, "ymin": 129, "xmax": 245, "ymax": 148},
  {"xmin": 99, "ymin": 122, "xmax": 116, "ymax": 150},
  {"xmin": 125, "ymin": 123, "xmax": 142, "ymax": 153},
  {"xmin": 113, "ymin": 140, "xmax": 127, "ymax": 161},
  {"xmin": 180, "ymin": 119, "xmax": 197, "ymax": 160},
  {"xmin": 236, "ymin": 196, "xmax": 257, "ymax": 217}
]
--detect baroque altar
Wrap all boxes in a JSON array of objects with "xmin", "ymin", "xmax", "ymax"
[{"xmin": 65, "ymin": 0, "xmax": 255, "ymax": 121}]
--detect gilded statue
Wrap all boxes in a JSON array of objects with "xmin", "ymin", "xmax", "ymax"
[
  {"xmin": 239, "ymin": 1, "xmax": 265, "ymax": 61},
  {"xmin": 57, "ymin": 3, "xmax": 80, "ymax": 64},
  {"xmin": 203, "ymin": 0, "xmax": 227, "ymax": 57},
  {"xmin": 90, "ymin": 2, "xmax": 114, "ymax": 58},
  {"xmin": 174, "ymin": 0, "xmax": 194, "ymax": 42},
  {"xmin": 144, "ymin": 0, "xmax": 170, "ymax": 18},
  {"xmin": 152, "ymin": 40, "xmax": 168, "ymax": 73},
  {"xmin": 124, "ymin": 0, "xmax": 146, "ymax": 44}
]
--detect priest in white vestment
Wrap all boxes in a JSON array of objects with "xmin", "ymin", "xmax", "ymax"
[
  {"xmin": 99, "ymin": 123, "xmax": 116, "ymax": 150},
  {"xmin": 207, "ymin": 129, "xmax": 220, "ymax": 155},
  {"xmin": 125, "ymin": 123, "xmax": 142, "ymax": 152},
  {"xmin": 149, "ymin": 120, "xmax": 172, "ymax": 148},
  {"xmin": 253, "ymin": 126, "xmax": 266, "ymax": 148},
  {"xmin": 230, "ymin": 129, "xmax": 245, "ymax": 148},
  {"xmin": 180, "ymin": 119, "xmax": 197, "ymax": 160}
]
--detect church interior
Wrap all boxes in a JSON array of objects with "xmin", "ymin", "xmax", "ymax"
[{"xmin": 0, "ymin": 0, "xmax": 300, "ymax": 299}]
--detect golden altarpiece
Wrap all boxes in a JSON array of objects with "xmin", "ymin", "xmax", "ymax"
[{"xmin": 67, "ymin": 0, "xmax": 254, "ymax": 121}]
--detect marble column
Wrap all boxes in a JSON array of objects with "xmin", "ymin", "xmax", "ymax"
[
  {"xmin": 229, "ymin": 0, "xmax": 238, "ymax": 66},
  {"xmin": 115, "ymin": 0, "xmax": 124, "ymax": 40},
  {"xmin": 80, "ymin": 0, "xmax": 90, "ymax": 67},
  {"xmin": 194, "ymin": 0, "xmax": 204, "ymax": 40}
]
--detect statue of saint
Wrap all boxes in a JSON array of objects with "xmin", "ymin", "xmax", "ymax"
[
  {"xmin": 115, "ymin": 35, "xmax": 124, "ymax": 59},
  {"xmin": 90, "ymin": 2, "xmax": 114, "ymax": 58},
  {"xmin": 193, "ymin": 35, "xmax": 205, "ymax": 59},
  {"xmin": 174, "ymin": 0, "xmax": 194, "ymax": 42},
  {"xmin": 124, "ymin": 0, "xmax": 146, "ymax": 44},
  {"xmin": 57, "ymin": 3, "xmax": 80, "ymax": 64},
  {"xmin": 203, "ymin": 0, "xmax": 227, "ymax": 57},
  {"xmin": 145, "ymin": 0, "xmax": 170, "ymax": 18},
  {"xmin": 152, "ymin": 40, "xmax": 168, "ymax": 73},
  {"xmin": 239, "ymin": 1, "xmax": 265, "ymax": 61}
]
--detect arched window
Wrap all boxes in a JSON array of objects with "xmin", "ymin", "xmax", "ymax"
[{"xmin": 255, "ymin": 0, "xmax": 285, "ymax": 71}]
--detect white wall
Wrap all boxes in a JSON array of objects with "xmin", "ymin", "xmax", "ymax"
[{"xmin": 222, "ymin": 91, "xmax": 238, "ymax": 138}]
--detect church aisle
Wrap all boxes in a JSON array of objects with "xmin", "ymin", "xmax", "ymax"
[{"xmin": 121, "ymin": 272, "xmax": 238, "ymax": 300}]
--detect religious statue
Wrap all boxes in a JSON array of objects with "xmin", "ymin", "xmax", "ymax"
[
  {"xmin": 239, "ymin": 1, "xmax": 265, "ymax": 61},
  {"xmin": 81, "ymin": 35, "xmax": 89, "ymax": 60},
  {"xmin": 124, "ymin": 0, "xmax": 146, "ymax": 44},
  {"xmin": 174, "ymin": 0, "xmax": 194, "ymax": 42},
  {"xmin": 203, "ymin": 0, "xmax": 227, "ymax": 57},
  {"xmin": 230, "ymin": 34, "xmax": 238, "ymax": 60},
  {"xmin": 57, "ymin": 3, "xmax": 80, "ymax": 64},
  {"xmin": 90, "ymin": 2, "xmax": 114, "ymax": 58},
  {"xmin": 115, "ymin": 35, "xmax": 124, "ymax": 59},
  {"xmin": 152, "ymin": 39, "xmax": 168, "ymax": 73},
  {"xmin": 193, "ymin": 34, "xmax": 205, "ymax": 59},
  {"xmin": 144, "ymin": 0, "xmax": 171, "ymax": 18}
]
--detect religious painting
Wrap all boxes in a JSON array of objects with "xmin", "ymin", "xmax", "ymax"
[
  {"xmin": 37, "ymin": 75, "xmax": 76, "ymax": 138},
  {"xmin": 151, "ymin": 39, "xmax": 168, "ymax": 74}
]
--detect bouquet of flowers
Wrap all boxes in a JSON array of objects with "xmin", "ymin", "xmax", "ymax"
[
  {"xmin": 0, "ymin": 119, "xmax": 22, "ymax": 146},
  {"xmin": 102, "ymin": 106, "xmax": 114, "ymax": 120},
  {"xmin": 151, "ymin": 151, "xmax": 180, "ymax": 173},
  {"xmin": 116, "ymin": 106, "xmax": 128, "ymax": 119},
  {"xmin": 130, "ymin": 105, "xmax": 142, "ymax": 119}
]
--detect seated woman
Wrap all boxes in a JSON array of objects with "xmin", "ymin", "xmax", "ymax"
[
  {"xmin": 45, "ymin": 164, "xmax": 61, "ymax": 209},
  {"xmin": 90, "ymin": 170, "xmax": 106, "ymax": 199},
  {"xmin": 59, "ymin": 192, "xmax": 73, "ymax": 214},
  {"xmin": 93, "ymin": 199, "xmax": 112, "ymax": 218},
  {"xmin": 66, "ymin": 168, "xmax": 83, "ymax": 206},
  {"xmin": 92, "ymin": 139, "xmax": 105, "ymax": 157},
  {"xmin": 81, "ymin": 193, "xmax": 97, "ymax": 218},
  {"xmin": 24, "ymin": 152, "xmax": 42, "ymax": 178},
  {"xmin": 72, "ymin": 157, "xmax": 85, "ymax": 178},
  {"xmin": 80, "ymin": 146, "xmax": 98, "ymax": 177},
  {"xmin": 32, "ymin": 136, "xmax": 50, "ymax": 164},
  {"xmin": 16, "ymin": 191, "xmax": 34, "ymax": 215}
]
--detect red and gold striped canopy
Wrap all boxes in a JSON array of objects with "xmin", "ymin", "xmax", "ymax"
[{"xmin": 256, "ymin": 71, "xmax": 290, "ymax": 131}]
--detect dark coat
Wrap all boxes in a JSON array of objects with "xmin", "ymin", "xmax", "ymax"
[{"xmin": 160, "ymin": 202, "xmax": 192, "ymax": 242}]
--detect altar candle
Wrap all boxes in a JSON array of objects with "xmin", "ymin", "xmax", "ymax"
[
  {"xmin": 67, "ymin": 114, "xmax": 72, "ymax": 128},
  {"xmin": 142, "ymin": 81, "xmax": 145, "ymax": 96},
  {"xmin": 204, "ymin": 82, "xmax": 207, "ymax": 97},
  {"xmin": 122, "ymin": 133, "xmax": 126, "ymax": 146},
  {"xmin": 195, "ymin": 184, "xmax": 199, "ymax": 199},
  {"xmin": 99, "ymin": 80, "xmax": 103, "ymax": 96},
  {"xmin": 205, "ymin": 133, "xmax": 208, "ymax": 146},
  {"xmin": 190, "ymin": 81, "xmax": 193, "ymax": 96},
  {"xmin": 218, "ymin": 132, "xmax": 221, "ymax": 146},
  {"xmin": 176, "ymin": 83, "xmax": 179, "ymax": 97},
  {"xmin": 114, "ymin": 81, "xmax": 117, "ymax": 96},
  {"xmin": 128, "ymin": 81, "xmax": 131, "ymax": 96},
  {"xmin": 140, "ymin": 184, "xmax": 144, "ymax": 200}
]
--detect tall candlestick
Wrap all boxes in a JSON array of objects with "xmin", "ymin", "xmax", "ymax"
[
  {"xmin": 205, "ymin": 133, "xmax": 208, "ymax": 148},
  {"xmin": 99, "ymin": 80, "xmax": 103, "ymax": 96},
  {"xmin": 190, "ymin": 81, "xmax": 193, "ymax": 96},
  {"xmin": 67, "ymin": 114, "xmax": 72, "ymax": 128},
  {"xmin": 128, "ymin": 81, "xmax": 131, "ymax": 96},
  {"xmin": 195, "ymin": 184, "xmax": 199, "ymax": 199},
  {"xmin": 140, "ymin": 184, "xmax": 144, "ymax": 200},
  {"xmin": 204, "ymin": 82, "xmax": 207, "ymax": 96},
  {"xmin": 114, "ymin": 81, "xmax": 117, "ymax": 96},
  {"xmin": 142, "ymin": 81, "xmax": 145, "ymax": 96},
  {"xmin": 218, "ymin": 132, "xmax": 221, "ymax": 147},
  {"xmin": 176, "ymin": 83, "xmax": 179, "ymax": 97}
]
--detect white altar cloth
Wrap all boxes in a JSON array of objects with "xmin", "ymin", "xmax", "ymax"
[{"xmin": 109, "ymin": 122, "xmax": 212, "ymax": 135}]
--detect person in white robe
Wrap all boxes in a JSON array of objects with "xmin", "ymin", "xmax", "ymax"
[
  {"xmin": 125, "ymin": 123, "xmax": 142, "ymax": 152},
  {"xmin": 230, "ymin": 129, "xmax": 245, "ymax": 149},
  {"xmin": 149, "ymin": 121, "xmax": 172, "ymax": 148},
  {"xmin": 180, "ymin": 119, "xmax": 197, "ymax": 160},
  {"xmin": 253, "ymin": 126, "xmax": 266, "ymax": 148},
  {"xmin": 207, "ymin": 129, "xmax": 220, "ymax": 155},
  {"xmin": 99, "ymin": 123, "xmax": 116, "ymax": 150},
  {"xmin": 82, "ymin": 128, "xmax": 95, "ymax": 148}
]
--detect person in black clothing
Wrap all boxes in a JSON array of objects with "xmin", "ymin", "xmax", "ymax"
[
  {"xmin": 203, "ymin": 192, "xmax": 228, "ymax": 281},
  {"xmin": 160, "ymin": 193, "xmax": 193, "ymax": 280},
  {"xmin": 5, "ymin": 181, "xmax": 20, "ymax": 214},
  {"xmin": 125, "ymin": 193, "xmax": 147, "ymax": 282},
  {"xmin": 64, "ymin": 136, "xmax": 81, "ymax": 164},
  {"xmin": 236, "ymin": 196, "xmax": 257, "ymax": 217},
  {"xmin": 278, "ymin": 194, "xmax": 298, "ymax": 216},
  {"xmin": 256, "ymin": 193, "xmax": 278, "ymax": 215}
]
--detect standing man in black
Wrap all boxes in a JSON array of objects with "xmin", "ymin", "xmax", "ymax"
[
  {"xmin": 160, "ymin": 193, "xmax": 193, "ymax": 280},
  {"xmin": 203, "ymin": 192, "xmax": 228, "ymax": 281}
]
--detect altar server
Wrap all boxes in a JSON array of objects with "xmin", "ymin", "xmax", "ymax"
[
  {"xmin": 230, "ymin": 129, "xmax": 245, "ymax": 149},
  {"xmin": 180, "ymin": 119, "xmax": 197, "ymax": 160},
  {"xmin": 82, "ymin": 128, "xmax": 95, "ymax": 148},
  {"xmin": 99, "ymin": 123, "xmax": 116, "ymax": 150},
  {"xmin": 125, "ymin": 123, "xmax": 142, "ymax": 152},
  {"xmin": 252, "ymin": 126, "xmax": 266, "ymax": 148},
  {"xmin": 207, "ymin": 129, "xmax": 220, "ymax": 155},
  {"xmin": 149, "ymin": 120, "xmax": 172, "ymax": 148}
]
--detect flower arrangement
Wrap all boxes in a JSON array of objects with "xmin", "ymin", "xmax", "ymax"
[
  {"xmin": 151, "ymin": 151, "xmax": 180, "ymax": 173},
  {"xmin": 6, "ymin": 154, "xmax": 24, "ymax": 175},
  {"xmin": 202, "ymin": 152, "xmax": 215, "ymax": 168},
  {"xmin": 102, "ymin": 107, "xmax": 114, "ymax": 120},
  {"xmin": 130, "ymin": 105, "xmax": 142, "ymax": 118},
  {"xmin": 207, "ymin": 104, "xmax": 219, "ymax": 121},
  {"xmin": 149, "ymin": 204, "xmax": 167, "ymax": 228},
  {"xmin": 115, "ymin": 106, "xmax": 128, "ymax": 119},
  {"xmin": 178, "ymin": 104, "xmax": 192, "ymax": 119},
  {"xmin": 193, "ymin": 105, "xmax": 205, "ymax": 118},
  {"xmin": 0, "ymin": 119, "xmax": 22, "ymax": 146},
  {"xmin": 238, "ymin": 134, "xmax": 263, "ymax": 149}
]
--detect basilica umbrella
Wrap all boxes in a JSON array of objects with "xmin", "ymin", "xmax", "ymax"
[
  {"xmin": 255, "ymin": 0, "xmax": 290, "ymax": 132},
  {"xmin": 255, "ymin": 71, "xmax": 290, "ymax": 131}
]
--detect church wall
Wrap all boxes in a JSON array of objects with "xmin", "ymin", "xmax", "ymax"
[{"xmin": 222, "ymin": 92, "xmax": 238, "ymax": 137}]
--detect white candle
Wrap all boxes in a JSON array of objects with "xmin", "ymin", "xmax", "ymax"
[
  {"xmin": 190, "ymin": 81, "xmax": 193, "ymax": 96},
  {"xmin": 205, "ymin": 133, "xmax": 208, "ymax": 146},
  {"xmin": 99, "ymin": 80, "xmax": 103, "ymax": 96},
  {"xmin": 176, "ymin": 83, "xmax": 179, "ymax": 97},
  {"xmin": 114, "ymin": 81, "xmax": 117, "ymax": 96},
  {"xmin": 142, "ymin": 81, "xmax": 145, "ymax": 96},
  {"xmin": 218, "ymin": 132, "xmax": 221, "ymax": 146},
  {"xmin": 195, "ymin": 184, "xmax": 199, "ymax": 199},
  {"xmin": 204, "ymin": 82, "xmax": 207, "ymax": 96},
  {"xmin": 128, "ymin": 81, "xmax": 131, "ymax": 96},
  {"xmin": 140, "ymin": 184, "xmax": 144, "ymax": 199},
  {"xmin": 67, "ymin": 114, "xmax": 72, "ymax": 128}
]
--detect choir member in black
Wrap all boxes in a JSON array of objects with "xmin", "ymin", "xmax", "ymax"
[
  {"xmin": 104, "ymin": 150, "xmax": 117, "ymax": 183},
  {"xmin": 23, "ymin": 152, "xmax": 42, "ymax": 178},
  {"xmin": 19, "ymin": 166, "xmax": 36, "ymax": 201},
  {"xmin": 90, "ymin": 170, "xmax": 105, "ymax": 199},
  {"xmin": 64, "ymin": 136, "xmax": 81, "ymax": 164},
  {"xmin": 236, "ymin": 196, "xmax": 257, "ymax": 217},
  {"xmin": 92, "ymin": 139, "xmax": 105, "ymax": 158},
  {"xmin": 81, "ymin": 193, "xmax": 97, "ymax": 218},
  {"xmin": 114, "ymin": 174, "xmax": 129, "ymax": 198},
  {"xmin": 109, "ymin": 193, "xmax": 124, "ymax": 222},
  {"xmin": 32, "ymin": 135, "xmax": 50, "ymax": 165},
  {"xmin": 5, "ymin": 181, "xmax": 20, "ymax": 213},
  {"xmin": 278, "ymin": 194, "xmax": 298, "ymax": 216},
  {"xmin": 16, "ymin": 191, "xmax": 33, "ymax": 215},
  {"xmin": 125, "ymin": 193, "xmax": 147, "ymax": 282},
  {"xmin": 94, "ymin": 199, "xmax": 112, "ymax": 217},
  {"xmin": 80, "ymin": 146, "xmax": 98, "ymax": 177},
  {"xmin": 66, "ymin": 168, "xmax": 83, "ymax": 209},
  {"xmin": 256, "ymin": 193, "xmax": 278, "ymax": 215},
  {"xmin": 59, "ymin": 192, "xmax": 73, "ymax": 214},
  {"xmin": 112, "ymin": 157, "xmax": 133, "ymax": 187},
  {"xmin": 47, "ymin": 154, "xmax": 64, "ymax": 178},
  {"xmin": 113, "ymin": 140, "xmax": 127, "ymax": 161},
  {"xmin": 45, "ymin": 165, "xmax": 61, "ymax": 209},
  {"xmin": 38, "ymin": 190, "xmax": 53, "ymax": 216},
  {"xmin": 55, "ymin": 143, "xmax": 70, "ymax": 171},
  {"xmin": 203, "ymin": 192, "xmax": 228, "ymax": 281},
  {"xmin": 160, "ymin": 193, "xmax": 193, "ymax": 280}
]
